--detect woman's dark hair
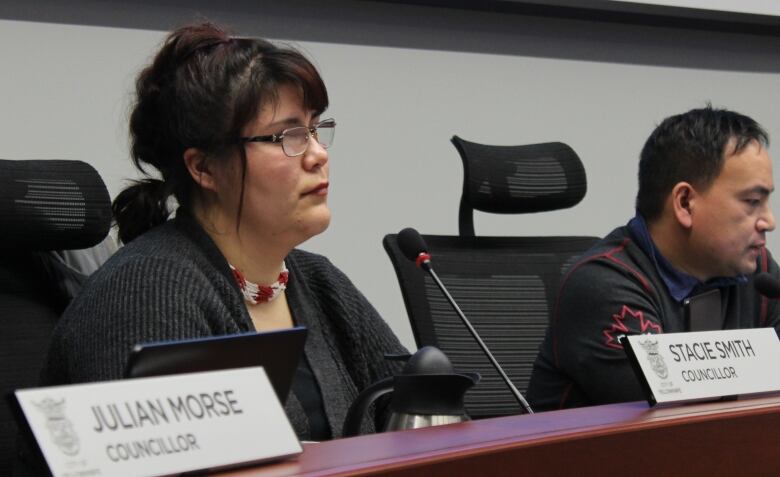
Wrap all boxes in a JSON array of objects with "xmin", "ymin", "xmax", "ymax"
[
  {"xmin": 636, "ymin": 105, "xmax": 769, "ymax": 222},
  {"xmin": 113, "ymin": 22, "xmax": 329, "ymax": 243}
]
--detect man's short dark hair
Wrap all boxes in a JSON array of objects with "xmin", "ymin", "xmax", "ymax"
[{"xmin": 636, "ymin": 106, "xmax": 769, "ymax": 221}]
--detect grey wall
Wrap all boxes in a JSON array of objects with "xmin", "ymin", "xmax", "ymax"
[{"xmin": 2, "ymin": 0, "xmax": 779, "ymax": 349}]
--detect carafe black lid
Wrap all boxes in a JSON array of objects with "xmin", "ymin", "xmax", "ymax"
[
  {"xmin": 401, "ymin": 346, "xmax": 455, "ymax": 375},
  {"xmin": 392, "ymin": 346, "xmax": 479, "ymax": 415}
]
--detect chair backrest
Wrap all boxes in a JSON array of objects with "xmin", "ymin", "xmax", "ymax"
[
  {"xmin": 452, "ymin": 135, "xmax": 587, "ymax": 237},
  {"xmin": 384, "ymin": 233, "xmax": 599, "ymax": 418},
  {"xmin": 0, "ymin": 159, "xmax": 111, "ymax": 475},
  {"xmin": 384, "ymin": 137, "xmax": 597, "ymax": 418}
]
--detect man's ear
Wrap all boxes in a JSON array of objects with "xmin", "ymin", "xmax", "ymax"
[
  {"xmin": 671, "ymin": 182, "xmax": 696, "ymax": 229},
  {"xmin": 183, "ymin": 147, "xmax": 218, "ymax": 192}
]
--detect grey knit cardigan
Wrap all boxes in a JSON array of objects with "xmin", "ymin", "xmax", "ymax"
[{"xmin": 40, "ymin": 209, "xmax": 406, "ymax": 439}]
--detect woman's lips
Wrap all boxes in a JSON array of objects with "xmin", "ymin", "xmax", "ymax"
[{"xmin": 304, "ymin": 181, "xmax": 329, "ymax": 196}]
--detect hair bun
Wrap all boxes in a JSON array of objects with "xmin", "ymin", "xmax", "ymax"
[{"xmin": 112, "ymin": 179, "xmax": 173, "ymax": 244}]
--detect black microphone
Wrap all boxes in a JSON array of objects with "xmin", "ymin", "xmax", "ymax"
[
  {"xmin": 755, "ymin": 273, "xmax": 780, "ymax": 298},
  {"xmin": 397, "ymin": 227, "xmax": 534, "ymax": 414}
]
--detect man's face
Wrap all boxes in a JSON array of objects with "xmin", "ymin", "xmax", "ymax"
[{"xmin": 689, "ymin": 140, "xmax": 776, "ymax": 279}]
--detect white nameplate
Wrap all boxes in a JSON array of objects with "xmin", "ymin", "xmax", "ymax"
[
  {"xmin": 623, "ymin": 328, "xmax": 780, "ymax": 406},
  {"xmin": 13, "ymin": 367, "xmax": 301, "ymax": 477}
]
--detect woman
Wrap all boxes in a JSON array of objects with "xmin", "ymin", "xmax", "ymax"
[{"xmin": 41, "ymin": 22, "xmax": 405, "ymax": 440}]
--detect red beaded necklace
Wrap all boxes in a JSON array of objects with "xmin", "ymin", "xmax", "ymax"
[{"xmin": 229, "ymin": 262, "xmax": 289, "ymax": 305}]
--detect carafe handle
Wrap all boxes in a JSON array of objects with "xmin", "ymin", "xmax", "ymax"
[{"xmin": 342, "ymin": 376, "xmax": 394, "ymax": 437}]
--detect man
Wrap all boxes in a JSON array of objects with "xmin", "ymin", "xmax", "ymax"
[{"xmin": 527, "ymin": 106, "xmax": 780, "ymax": 411}]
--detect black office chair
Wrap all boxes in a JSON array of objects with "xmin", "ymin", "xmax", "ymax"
[
  {"xmin": 384, "ymin": 136, "xmax": 599, "ymax": 418},
  {"xmin": 0, "ymin": 159, "xmax": 111, "ymax": 475}
]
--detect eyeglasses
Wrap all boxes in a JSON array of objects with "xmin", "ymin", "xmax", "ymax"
[{"xmin": 240, "ymin": 118, "xmax": 336, "ymax": 157}]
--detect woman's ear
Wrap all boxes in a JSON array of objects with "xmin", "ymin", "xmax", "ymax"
[
  {"xmin": 183, "ymin": 147, "xmax": 218, "ymax": 192},
  {"xmin": 671, "ymin": 182, "xmax": 696, "ymax": 229}
]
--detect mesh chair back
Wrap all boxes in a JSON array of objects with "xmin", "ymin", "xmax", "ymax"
[
  {"xmin": 384, "ymin": 234, "xmax": 599, "ymax": 418},
  {"xmin": 452, "ymin": 136, "xmax": 587, "ymax": 236},
  {"xmin": 0, "ymin": 159, "xmax": 111, "ymax": 250},
  {"xmin": 0, "ymin": 159, "xmax": 111, "ymax": 475},
  {"xmin": 383, "ymin": 137, "xmax": 595, "ymax": 418}
]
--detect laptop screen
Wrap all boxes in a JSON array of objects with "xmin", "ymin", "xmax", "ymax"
[{"xmin": 123, "ymin": 327, "xmax": 307, "ymax": 403}]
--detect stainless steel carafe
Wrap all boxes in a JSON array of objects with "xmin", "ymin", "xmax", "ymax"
[{"xmin": 342, "ymin": 346, "xmax": 479, "ymax": 436}]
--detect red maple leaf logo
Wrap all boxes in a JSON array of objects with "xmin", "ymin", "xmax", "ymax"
[{"xmin": 602, "ymin": 305, "xmax": 661, "ymax": 350}]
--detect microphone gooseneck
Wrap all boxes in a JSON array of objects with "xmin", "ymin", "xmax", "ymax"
[
  {"xmin": 397, "ymin": 227, "xmax": 534, "ymax": 414},
  {"xmin": 755, "ymin": 273, "xmax": 780, "ymax": 298}
]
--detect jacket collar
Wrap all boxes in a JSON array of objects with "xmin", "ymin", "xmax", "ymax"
[{"xmin": 627, "ymin": 214, "xmax": 746, "ymax": 302}]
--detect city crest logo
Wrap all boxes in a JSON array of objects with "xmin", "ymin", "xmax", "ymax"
[
  {"xmin": 34, "ymin": 397, "xmax": 81, "ymax": 456},
  {"xmin": 639, "ymin": 337, "xmax": 668, "ymax": 380}
]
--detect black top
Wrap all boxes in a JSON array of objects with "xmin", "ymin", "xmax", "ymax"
[{"xmin": 291, "ymin": 356, "xmax": 332, "ymax": 441}]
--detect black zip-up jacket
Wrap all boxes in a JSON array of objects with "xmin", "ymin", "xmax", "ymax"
[{"xmin": 527, "ymin": 225, "xmax": 780, "ymax": 411}]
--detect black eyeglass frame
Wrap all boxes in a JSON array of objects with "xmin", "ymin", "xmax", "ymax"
[{"xmin": 239, "ymin": 118, "xmax": 336, "ymax": 157}]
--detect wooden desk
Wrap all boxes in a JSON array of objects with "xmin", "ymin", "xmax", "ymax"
[{"xmin": 219, "ymin": 394, "xmax": 780, "ymax": 476}]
